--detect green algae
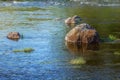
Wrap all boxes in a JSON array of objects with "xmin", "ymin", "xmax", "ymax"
[
  {"xmin": 70, "ymin": 57, "xmax": 86, "ymax": 65},
  {"xmin": 13, "ymin": 48, "xmax": 34, "ymax": 53}
]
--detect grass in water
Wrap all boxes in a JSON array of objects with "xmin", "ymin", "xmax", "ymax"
[
  {"xmin": 114, "ymin": 51, "xmax": 120, "ymax": 56},
  {"xmin": 0, "ymin": 7, "xmax": 46, "ymax": 11},
  {"xmin": 13, "ymin": 48, "xmax": 34, "ymax": 53},
  {"xmin": 100, "ymin": 34, "xmax": 119, "ymax": 42},
  {"xmin": 109, "ymin": 34, "xmax": 118, "ymax": 41},
  {"xmin": 24, "ymin": 48, "xmax": 34, "ymax": 53},
  {"xmin": 13, "ymin": 49, "xmax": 22, "ymax": 53},
  {"xmin": 27, "ymin": 18, "xmax": 52, "ymax": 21},
  {"xmin": 70, "ymin": 57, "xmax": 86, "ymax": 65}
]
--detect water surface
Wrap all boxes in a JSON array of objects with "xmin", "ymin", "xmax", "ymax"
[{"xmin": 0, "ymin": 1, "xmax": 120, "ymax": 80}]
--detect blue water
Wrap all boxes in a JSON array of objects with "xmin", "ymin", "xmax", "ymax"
[{"xmin": 0, "ymin": 1, "xmax": 120, "ymax": 80}]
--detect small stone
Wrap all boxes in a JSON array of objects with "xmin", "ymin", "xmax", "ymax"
[
  {"xmin": 7, "ymin": 32, "xmax": 20, "ymax": 41},
  {"xmin": 65, "ymin": 15, "xmax": 82, "ymax": 26}
]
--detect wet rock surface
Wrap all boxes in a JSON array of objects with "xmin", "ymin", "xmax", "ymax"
[
  {"xmin": 7, "ymin": 32, "xmax": 20, "ymax": 41},
  {"xmin": 65, "ymin": 15, "xmax": 82, "ymax": 26},
  {"xmin": 65, "ymin": 23, "xmax": 99, "ymax": 44}
]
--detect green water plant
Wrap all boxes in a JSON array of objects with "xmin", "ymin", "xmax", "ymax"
[
  {"xmin": 100, "ymin": 34, "xmax": 119, "ymax": 42},
  {"xmin": 114, "ymin": 51, "xmax": 120, "ymax": 56},
  {"xmin": 13, "ymin": 49, "xmax": 22, "ymax": 53},
  {"xmin": 0, "ymin": 7, "xmax": 46, "ymax": 11},
  {"xmin": 24, "ymin": 48, "xmax": 34, "ymax": 53},
  {"xmin": 70, "ymin": 57, "xmax": 86, "ymax": 65},
  {"xmin": 13, "ymin": 48, "xmax": 34, "ymax": 53},
  {"xmin": 109, "ymin": 34, "xmax": 118, "ymax": 41}
]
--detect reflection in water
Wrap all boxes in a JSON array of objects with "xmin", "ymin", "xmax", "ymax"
[
  {"xmin": 66, "ymin": 23, "xmax": 76, "ymax": 28},
  {"xmin": 70, "ymin": 57, "xmax": 86, "ymax": 65},
  {"xmin": 65, "ymin": 41, "xmax": 99, "ymax": 54},
  {"xmin": 65, "ymin": 41, "xmax": 106, "ymax": 66}
]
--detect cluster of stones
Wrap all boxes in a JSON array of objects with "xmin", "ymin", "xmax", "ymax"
[
  {"xmin": 65, "ymin": 15, "xmax": 99, "ymax": 44},
  {"xmin": 64, "ymin": 15, "xmax": 100, "ymax": 53}
]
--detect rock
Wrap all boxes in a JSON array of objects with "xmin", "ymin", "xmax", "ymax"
[
  {"xmin": 65, "ymin": 23, "xmax": 99, "ymax": 44},
  {"xmin": 65, "ymin": 15, "xmax": 82, "ymax": 26},
  {"xmin": 7, "ymin": 32, "xmax": 20, "ymax": 40},
  {"xmin": 65, "ymin": 23, "xmax": 99, "ymax": 53}
]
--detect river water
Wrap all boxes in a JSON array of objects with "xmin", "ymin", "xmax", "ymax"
[{"xmin": 0, "ymin": 1, "xmax": 120, "ymax": 80}]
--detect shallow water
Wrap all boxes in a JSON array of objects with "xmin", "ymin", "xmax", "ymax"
[{"xmin": 0, "ymin": 1, "xmax": 120, "ymax": 80}]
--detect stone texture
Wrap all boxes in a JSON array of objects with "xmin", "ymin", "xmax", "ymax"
[
  {"xmin": 65, "ymin": 23, "xmax": 99, "ymax": 44},
  {"xmin": 7, "ymin": 32, "xmax": 20, "ymax": 40},
  {"xmin": 65, "ymin": 15, "xmax": 81, "ymax": 26}
]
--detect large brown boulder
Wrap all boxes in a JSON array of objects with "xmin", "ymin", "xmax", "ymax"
[
  {"xmin": 65, "ymin": 23, "xmax": 99, "ymax": 53},
  {"xmin": 7, "ymin": 32, "xmax": 20, "ymax": 40},
  {"xmin": 65, "ymin": 15, "xmax": 81, "ymax": 26},
  {"xmin": 65, "ymin": 23, "xmax": 99, "ymax": 44}
]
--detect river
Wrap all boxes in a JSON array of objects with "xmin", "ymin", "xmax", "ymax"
[{"xmin": 0, "ymin": 1, "xmax": 120, "ymax": 80}]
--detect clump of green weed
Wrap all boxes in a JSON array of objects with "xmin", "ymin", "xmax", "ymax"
[
  {"xmin": 13, "ymin": 49, "xmax": 23, "ymax": 53},
  {"xmin": 109, "ymin": 34, "xmax": 118, "ymax": 41},
  {"xmin": 70, "ymin": 57, "xmax": 86, "ymax": 65},
  {"xmin": 23, "ymin": 48, "xmax": 34, "ymax": 53},
  {"xmin": 13, "ymin": 48, "xmax": 34, "ymax": 53},
  {"xmin": 114, "ymin": 51, "xmax": 120, "ymax": 56}
]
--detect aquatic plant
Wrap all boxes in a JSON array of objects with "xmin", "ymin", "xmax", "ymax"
[
  {"xmin": 13, "ymin": 48, "xmax": 34, "ymax": 53},
  {"xmin": 100, "ymin": 34, "xmax": 119, "ymax": 42},
  {"xmin": 70, "ymin": 57, "xmax": 86, "ymax": 65},
  {"xmin": 114, "ymin": 51, "xmax": 120, "ymax": 56},
  {"xmin": 27, "ymin": 18, "xmax": 52, "ymax": 21},
  {"xmin": 0, "ymin": 7, "xmax": 46, "ymax": 12},
  {"xmin": 24, "ymin": 48, "xmax": 34, "ymax": 53},
  {"xmin": 13, "ymin": 49, "xmax": 22, "ymax": 53},
  {"xmin": 109, "ymin": 34, "xmax": 118, "ymax": 41}
]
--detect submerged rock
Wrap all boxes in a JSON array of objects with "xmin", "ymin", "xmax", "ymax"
[
  {"xmin": 7, "ymin": 32, "xmax": 20, "ymax": 41},
  {"xmin": 65, "ymin": 15, "xmax": 82, "ymax": 26}
]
